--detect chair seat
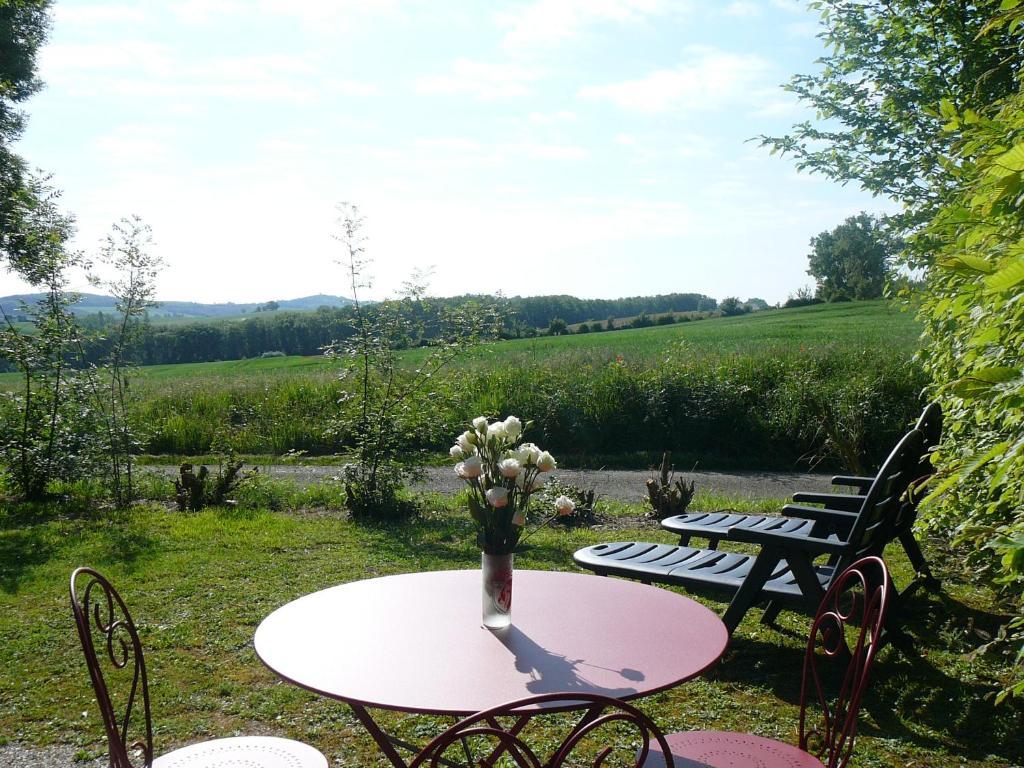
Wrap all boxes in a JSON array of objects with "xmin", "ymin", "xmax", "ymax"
[
  {"xmin": 644, "ymin": 730, "xmax": 824, "ymax": 768},
  {"xmin": 573, "ymin": 541, "xmax": 835, "ymax": 600},
  {"xmin": 153, "ymin": 736, "xmax": 328, "ymax": 768},
  {"xmin": 662, "ymin": 512, "xmax": 817, "ymax": 541}
]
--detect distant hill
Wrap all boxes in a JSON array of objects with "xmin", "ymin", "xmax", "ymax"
[{"xmin": 0, "ymin": 292, "xmax": 353, "ymax": 321}]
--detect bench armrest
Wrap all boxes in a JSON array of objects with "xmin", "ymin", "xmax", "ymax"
[
  {"xmin": 779, "ymin": 504, "xmax": 860, "ymax": 524},
  {"xmin": 790, "ymin": 492, "xmax": 865, "ymax": 512},
  {"xmin": 831, "ymin": 474, "xmax": 874, "ymax": 492},
  {"xmin": 727, "ymin": 525, "xmax": 849, "ymax": 554}
]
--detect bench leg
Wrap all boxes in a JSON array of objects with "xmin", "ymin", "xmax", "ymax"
[
  {"xmin": 722, "ymin": 549, "xmax": 781, "ymax": 633},
  {"xmin": 900, "ymin": 530, "xmax": 940, "ymax": 590},
  {"xmin": 760, "ymin": 601, "xmax": 782, "ymax": 626}
]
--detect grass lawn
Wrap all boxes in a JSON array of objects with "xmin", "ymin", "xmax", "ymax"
[{"xmin": 1, "ymin": 490, "xmax": 1021, "ymax": 767}]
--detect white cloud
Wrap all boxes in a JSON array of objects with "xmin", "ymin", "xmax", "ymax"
[
  {"xmin": 769, "ymin": 0, "xmax": 803, "ymax": 11},
  {"xmin": 507, "ymin": 142, "xmax": 588, "ymax": 160},
  {"xmin": 498, "ymin": 0, "xmax": 687, "ymax": 48},
  {"xmin": 676, "ymin": 132, "xmax": 717, "ymax": 158},
  {"xmin": 410, "ymin": 138, "xmax": 587, "ymax": 163},
  {"xmin": 724, "ymin": 1, "xmax": 760, "ymax": 18},
  {"xmin": 528, "ymin": 110, "xmax": 577, "ymax": 124},
  {"xmin": 578, "ymin": 48, "xmax": 770, "ymax": 112},
  {"xmin": 93, "ymin": 124, "xmax": 177, "ymax": 165},
  {"xmin": 53, "ymin": 4, "xmax": 150, "ymax": 24},
  {"xmin": 415, "ymin": 59, "xmax": 540, "ymax": 100},
  {"xmin": 170, "ymin": 0, "xmax": 407, "ymax": 27},
  {"xmin": 40, "ymin": 44, "xmax": 377, "ymax": 104}
]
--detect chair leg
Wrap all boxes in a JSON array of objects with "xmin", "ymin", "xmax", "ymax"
[
  {"xmin": 722, "ymin": 549, "xmax": 781, "ymax": 633},
  {"xmin": 677, "ymin": 534, "xmax": 691, "ymax": 546},
  {"xmin": 900, "ymin": 531, "xmax": 940, "ymax": 590}
]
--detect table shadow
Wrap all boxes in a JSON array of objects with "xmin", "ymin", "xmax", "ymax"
[{"xmin": 491, "ymin": 625, "xmax": 642, "ymax": 699}]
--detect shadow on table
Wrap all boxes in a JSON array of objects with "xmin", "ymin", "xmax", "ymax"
[{"xmin": 493, "ymin": 625, "xmax": 641, "ymax": 699}]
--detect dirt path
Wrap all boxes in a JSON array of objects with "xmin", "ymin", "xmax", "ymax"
[{"xmin": 151, "ymin": 464, "xmax": 838, "ymax": 501}]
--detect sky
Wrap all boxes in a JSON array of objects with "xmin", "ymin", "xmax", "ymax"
[{"xmin": 2, "ymin": 0, "xmax": 899, "ymax": 305}]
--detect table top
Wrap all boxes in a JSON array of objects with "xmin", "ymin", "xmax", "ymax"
[{"xmin": 254, "ymin": 569, "xmax": 728, "ymax": 716}]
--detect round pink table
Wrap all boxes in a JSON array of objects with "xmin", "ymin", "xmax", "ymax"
[{"xmin": 255, "ymin": 569, "xmax": 728, "ymax": 766}]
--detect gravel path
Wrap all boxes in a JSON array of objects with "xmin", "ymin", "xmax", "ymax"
[
  {"xmin": 150, "ymin": 464, "xmax": 836, "ymax": 501},
  {"xmin": 0, "ymin": 744, "xmax": 104, "ymax": 768}
]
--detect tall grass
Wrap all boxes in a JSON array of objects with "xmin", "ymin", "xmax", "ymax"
[{"xmin": 4, "ymin": 302, "xmax": 926, "ymax": 469}]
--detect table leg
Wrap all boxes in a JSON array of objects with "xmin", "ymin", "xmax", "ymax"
[
  {"xmin": 348, "ymin": 704, "xmax": 474, "ymax": 768},
  {"xmin": 348, "ymin": 703, "xmax": 413, "ymax": 768},
  {"xmin": 348, "ymin": 701, "xmax": 610, "ymax": 768}
]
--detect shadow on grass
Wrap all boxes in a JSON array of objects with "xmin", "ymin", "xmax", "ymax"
[
  {"xmin": 0, "ymin": 507, "xmax": 159, "ymax": 593},
  {"xmin": 89, "ymin": 519, "xmax": 158, "ymax": 572},
  {"xmin": 713, "ymin": 590, "xmax": 1024, "ymax": 765},
  {"xmin": 0, "ymin": 527, "xmax": 56, "ymax": 593}
]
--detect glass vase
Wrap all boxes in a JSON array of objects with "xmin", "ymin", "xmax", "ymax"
[{"xmin": 481, "ymin": 552, "xmax": 513, "ymax": 629}]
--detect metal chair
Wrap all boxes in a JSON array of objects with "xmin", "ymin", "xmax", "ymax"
[
  {"xmin": 70, "ymin": 567, "xmax": 327, "ymax": 768},
  {"xmin": 409, "ymin": 692, "xmax": 676, "ymax": 768},
  {"xmin": 644, "ymin": 556, "xmax": 892, "ymax": 768}
]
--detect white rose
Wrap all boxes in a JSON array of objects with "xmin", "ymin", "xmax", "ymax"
[
  {"xmin": 472, "ymin": 416, "xmax": 489, "ymax": 432},
  {"xmin": 487, "ymin": 421, "xmax": 507, "ymax": 441},
  {"xmin": 498, "ymin": 458, "xmax": 522, "ymax": 478},
  {"xmin": 450, "ymin": 445, "xmax": 465, "ymax": 460},
  {"xmin": 517, "ymin": 443, "xmax": 541, "ymax": 465},
  {"xmin": 485, "ymin": 487, "xmax": 509, "ymax": 508},
  {"xmin": 536, "ymin": 451, "xmax": 557, "ymax": 472},
  {"xmin": 554, "ymin": 495, "xmax": 576, "ymax": 516},
  {"xmin": 458, "ymin": 431, "xmax": 475, "ymax": 450},
  {"xmin": 511, "ymin": 510, "xmax": 526, "ymax": 526},
  {"xmin": 457, "ymin": 455, "xmax": 483, "ymax": 479},
  {"xmin": 503, "ymin": 416, "xmax": 523, "ymax": 440}
]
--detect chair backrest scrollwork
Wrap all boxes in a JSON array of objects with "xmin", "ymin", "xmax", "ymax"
[
  {"xmin": 799, "ymin": 556, "xmax": 891, "ymax": 768},
  {"xmin": 70, "ymin": 567, "xmax": 154, "ymax": 768},
  {"xmin": 408, "ymin": 692, "xmax": 674, "ymax": 768}
]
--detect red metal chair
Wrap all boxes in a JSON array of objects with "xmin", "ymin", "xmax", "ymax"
[
  {"xmin": 70, "ymin": 567, "xmax": 327, "ymax": 768},
  {"xmin": 644, "ymin": 556, "xmax": 892, "ymax": 768},
  {"xmin": 408, "ymin": 691, "xmax": 676, "ymax": 768}
]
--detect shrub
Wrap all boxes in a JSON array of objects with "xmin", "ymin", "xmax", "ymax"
[{"xmin": 644, "ymin": 452, "xmax": 695, "ymax": 518}]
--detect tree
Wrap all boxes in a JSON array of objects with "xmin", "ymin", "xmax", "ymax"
[
  {"xmin": 0, "ymin": 178, "xmax": 97, "ymax": 500},
  {"xmin": 547, "ymin": 317, "xmax": 567, "ymax": 336},
  {"xmin": 807, "ymin": 213, "xmax": 894, "ymax": 301},
  {"xmin": 88, "ymin": 216, "xmax": 163, "ymax": 507},
  {"xmin": 760, "ymin": 0, "xmax": 1021, "ymax": 227},
  {"xmin": 906, "ymin": 31, "xmax": 1024, "ymax": 698},
  {"xmin": 329, "ymin": 203, "xmax": 504, "ymax": 519},
  {"xmin": 719, "ymin": 297, "xmax": 747, "ymax": 316},
  {"xmin": 1, "ymin": 1, "xmax": 54, "ymax": 276}
]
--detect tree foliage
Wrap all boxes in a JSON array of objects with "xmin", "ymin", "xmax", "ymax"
[
  {"xmin": 0, "ymin": 180, "xmax": 100, "ymax": 499},
  {"xmin": 329, "ymin": 204, "xmax": 505, "ymax": 519},
  {"xmin": 761, "ymin": 0, "xmax": 1021, "ymax": 226},
  {"xmin": 0, "ymin": 0, "xmax": 53, "ymax": 275},
  {"xmin": 807, "ymin": 212, "xmax": 894, "ymax": 301},
  {"xmin": 913, "ymin": 86, "xmax": 1024, "ymax": 701}
]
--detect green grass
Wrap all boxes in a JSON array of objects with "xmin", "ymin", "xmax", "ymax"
[{"xmin": 1, "ymin": 489, "xmax": 1021, "ymax": 767}]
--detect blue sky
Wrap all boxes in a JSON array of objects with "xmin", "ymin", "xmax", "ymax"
[{"xmin": 3, "ymin": 0, "xmax": 898, "ymax": 304}]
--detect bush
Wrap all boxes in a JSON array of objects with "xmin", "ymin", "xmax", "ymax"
[{"xmin": 783, "ymin": 297, "xmax": 824, "ymax": 309}]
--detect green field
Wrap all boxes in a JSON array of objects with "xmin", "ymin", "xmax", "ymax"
[{"xmin": 0, "ymin": 301, "xmax": 927, "ymax": 470}]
